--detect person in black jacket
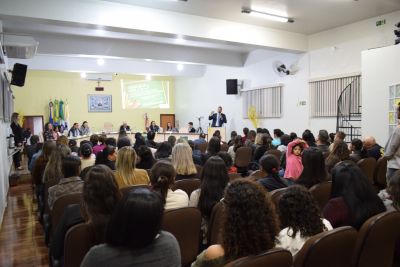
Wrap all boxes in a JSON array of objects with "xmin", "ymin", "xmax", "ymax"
[
  {"xmin": 10, "ymin": 112, "xmax": 25, "ymax": 170},
  {"xmin": 208, "ymin": 106, "xmax": 227, "ymax": 127}
]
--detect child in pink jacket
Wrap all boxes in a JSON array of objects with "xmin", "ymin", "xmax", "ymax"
[{"xmin": 284, "ymin": 139, "xmax": 308, "ymax": 180}]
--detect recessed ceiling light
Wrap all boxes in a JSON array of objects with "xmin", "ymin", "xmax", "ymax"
[
  {"xmin": 144, "ymin": 59, "xmax": 152, "ymax": 62},
  {"xmin": 242, "ymin": 8, "xmax": 294, "ymax": 23},
  {"xmin": 97, "ymin": 58, "xmax": 105, "ymax": 66},
  {"xmin": 80, "ymin": 72, "xmax": 87, "ymax": 78},
  {"xmin": 177, "ymin": 63, "xmax": 184, "ymax": 71}
]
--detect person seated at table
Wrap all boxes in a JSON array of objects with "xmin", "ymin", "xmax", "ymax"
[
  {"xmin": 166, "ymin": 122, "xmax": 173, "ymax": 132},
  {"xmin": 80, "ymin": 121, "xmax": 90, "ymax": 136},
  {"xmin": 146, "ymin": 131, "xmax": 158, "ymax": 149},
  {"xmin": 68, "ymin": 123, "xmax": 80, "ymax": 137},
  {"xmin": 149, "ymin": 121, "xmax": 160, "ymax": 133},
  {"xmin": 188, "ymin": 122, "xmax": 196, "ymax": 133},
  {"xmin": 119, "ymin": 122, "xmax": 131, "ymax": 132}
]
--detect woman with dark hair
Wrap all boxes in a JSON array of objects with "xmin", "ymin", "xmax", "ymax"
[
  {"xmin": 302, "ymin": 129, "xmax": 316, "ymax": 147},
  {"xmin": 95, "ymin": 146, "xmax": 117, "ymax": 170},
  {"xmin": 323, "ymin": 162, "xmax": 385, "ymax": 229},
  {"xmin": 43, "ymin": 122, "xmax": 56, "ymax": 141},
  {"xmin": 192, "ymin": 180, "xmax": 280, "ymax": 266},
  {"xmin": 289, "ymin": 132, "xmax": 298, "ymax": 141},
  {"xmin": 277, "ymin": 185, "xmax": 332, "ymax": 255},
  {"xmin": 68, "ymin": 139, "xmax": 79, "ymax": 155},
  {"xmin": 257, "ymin": 155, "xmax": 288, "ymax": 191},
  {"xmin": 133, "ymin": 133, "xmax": 146, "ymax": 151},
  {"xmin": 277, "ymin": 134, "xmax": 291, "ymax": 154},
  {"xmin": 10, "ymin": 112, "xmax": 25, "ymax": 170},
  {"xmin": 150, "ymin": 161, "xmax": 188, "ymax": 210},
  {"xmin": 89, "ymin": 134, "xmax": 99, "ymax": 148},
  {"xmin": 93, "ymin": 134, "xmax": 106, "ymax": 155},
  {"xmin": 50, "ymin": 165, "xmax": 121, "ymax": 263},
  {"xmin": 201, "ymin": 137, "xmax": 221, "ymax": 165},
  {"xmin": 81, "ymin": 188, "xmax": 181, "ymax": 267},
  {"xmin": 149, "ymin": 120, "xmax": 160, "ymax": 133},
  {"xmin": 117, "ymin": 136, "xmax": 131, "ymax": 150},
  {"xmin": 155, "ymin": 141, "xmax": 172, "ymax": 160},
  {"xmin": 227, "ymin": 135, "xmax": 243, "ymax": 162},
  {"xmin": 325, "ymin": 140, "xmax": 351, "ymax": 173},
  {"xmin": 227, "ymin": 131, "xmax": 237, "ymax": 147},
  {"xmin": 80, "ymin": 121, "xmax": 90, "ymax": 136},
  {"xmin": 272, "ymin": 129, "xmax": 283, "ymax": 147},
  {"xmin": 80, "ymin": 143, "xmax": 95, "ymax": 170},
  {"xmin": 296, "ymin": 147, "xmax": 328, "ymax": 188},
  {"xmin": 253, "ymin": 134, "xmax": 273, "ymax": 162},
  {"xmin": 190, "ymin": 156, "xmax": 229, "ymax": 245},
  {"xmin": 350, "ymin": 138, "xmax": 368, "ymax": 163},
  {"xmin": 136, "ymin": 145, "xmax": 156, "ymax": 170}
]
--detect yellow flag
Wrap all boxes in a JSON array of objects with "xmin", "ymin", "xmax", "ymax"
[{"xmin": 248, "ymin": 106, "xmax": 259, "ymax": 128}]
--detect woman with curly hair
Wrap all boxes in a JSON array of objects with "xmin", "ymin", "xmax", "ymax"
[
  {"xmin": 192, "ymin": 179, "xmax": 280, "ymax": 267},
  {"xmin": 277, "ymin": 185, "xmax": 332, "ymax": 255}
]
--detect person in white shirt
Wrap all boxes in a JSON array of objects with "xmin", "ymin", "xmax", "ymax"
[
  {"xmin": 150, "ymin": 160, "xmax": 188, "ymax": 210},
  {"xmin": 277, "ymin": 185, "xmax": 333, "ymax": 255}
]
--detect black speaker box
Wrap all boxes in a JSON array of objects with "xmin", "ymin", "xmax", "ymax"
[
  {"xmin": 226, "ymin": 79, "xmax": 238, "ymax": 95},
  {"xmin": 11, "ymin": 63, "xmax": 27, "ymax": 87}
]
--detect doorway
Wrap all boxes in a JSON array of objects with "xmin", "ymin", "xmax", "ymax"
[
  {"xmin": 160, "ymin": 114, "xmax": 175, "ymax": 131},
  {"xmin": 23, "ymin": 115, "xmax": 44, "ymax": 136}
]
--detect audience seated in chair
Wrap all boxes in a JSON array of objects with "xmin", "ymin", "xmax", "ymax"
[
  {"xmin": 323, "ymin": 161, "xmax": 386, "ymax": 229},
  {"xmin": 296, "ymin": 147, "xmax": 328, "ymax": 189},
  {"xmin": 50, "ymin": 165, "xmax": 121, "ymax": 265},
  {"xmin": 115, "ymin": 146, "xmax": 150, "ymax": 189},
  {"xmin": 201, "ymin": 137, "xmax": 221, "ymax": 165},
  {"xmin": 191, "ymin": 180, "xmax": 280, "ymax": 267},
  {"xmin": 80, "ymin": 187, "xmax": 181, "ymax": 267},
  {"xmin": 48, "ymin": 155, "xmax": 84, "ymax": 210},
  {"xmin": 349, "ymin": 138, "xmax": 368, "ymax": 163},
  {"xmin": 94, "ymin": 145, "xmax": 116, "ymax": 170},
  {"xmin": 189, "ymin": 156, "xmax": 229, "ymax": 246},
  {"xmin": 135, "ymin": 145, "xmax": 156, "ymax": 170},
  {"xmin": 150, "ymin": 160, "xmax": 189, "ymax": 210},
  {"xmin": 257, "ymin": 155, "xmax": 288, "ymax": 192},
  {"xmin": 277, "ymin": 185, "xmax": 332, "ymax": 255},
  {"xmin": 155, "ymin": 141, "xmax": 173, "ymax": 160},
  {"xmin": 325, "ymin": 141, "xmax": 351, "ymax": 173},
  {"xmin": 172, "ymin": 143, "xmax": 198, "ymax": 180},
  {"xmin": 378, "ymin": 170, "xmax": 400, "ymax": 212}
]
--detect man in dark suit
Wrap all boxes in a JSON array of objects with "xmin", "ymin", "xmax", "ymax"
[
  {"xmin": 188, "ymin": 122, "xmax": 196, "ymax": 133},
  {"xmin": 208, "ymin": 106, "xmax": 227, "ymax": 127}
]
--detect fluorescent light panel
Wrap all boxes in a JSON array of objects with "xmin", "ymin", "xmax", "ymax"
[{"xmin": 242, "ymin": 8, "xmax": 294, "ymax": 23}]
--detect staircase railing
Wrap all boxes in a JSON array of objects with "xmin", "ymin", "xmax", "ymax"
[{"xmin": 336, "ymin": 76, "xmax": 362, "ymax": 143}]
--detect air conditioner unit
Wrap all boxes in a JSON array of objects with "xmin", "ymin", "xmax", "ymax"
[
  {"xmin": 3, "ymin": 35, "xmax": 38, "ymax": 59},
  {"xmin": 85, "ymin": 73, "xmax": 113, "ymax": 81}
]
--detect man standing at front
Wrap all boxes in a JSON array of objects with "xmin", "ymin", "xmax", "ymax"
[{"xmin": 209, "ymin": 106, "xmax": 227, "ymax": 127}]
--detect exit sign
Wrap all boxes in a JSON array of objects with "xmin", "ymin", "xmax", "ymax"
[{"xmin": 376, "ymin": 19, "xmax": 386, "ymax": 27}]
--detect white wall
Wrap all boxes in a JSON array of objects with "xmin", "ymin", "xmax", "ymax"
[
  {"xmin": 362, "ymin": 45, "xmax": 400, "ymax": 146},
  {"xmin": 175, "ymin": 10, "xmax": 400, "ymax": 138},
  {"xmin": 176, "ymin": 51, "xmax": 321, "ymax": 137}
]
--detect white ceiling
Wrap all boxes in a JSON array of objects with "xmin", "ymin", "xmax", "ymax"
[
  {"xmin": 1, "ymin": 0, "xmax": 399, "ymax": 76},
  {"xmin": 104, "ymin": 0, "xmax": 400, "ymax": 34}
]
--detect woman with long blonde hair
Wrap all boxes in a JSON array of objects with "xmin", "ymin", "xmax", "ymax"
[
  {"xmin": 115, "ymin": 146, "xmax": 150, "ymax": 188},
  {"xmin": 171, "ymin": 143, "xmax": 198, "ymax": 180}
]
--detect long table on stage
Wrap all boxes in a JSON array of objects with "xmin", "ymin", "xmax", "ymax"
[{"xmin": 71, "ymin": 132, "xmax": 208, "ymax": 145}]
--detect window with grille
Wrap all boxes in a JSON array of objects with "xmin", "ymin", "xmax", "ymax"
[
  {"xmin": 242, "ymin": 85, "xmax": 282, "ymax": 118},
  {"xmin": 309, "ymin": 75, "xmax": 361, "ymax": 117}
]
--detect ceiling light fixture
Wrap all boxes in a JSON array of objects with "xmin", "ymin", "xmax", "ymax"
[
  {"xmin": 145, "ymin": 74, "xmax": 152, "ymax": 80},
  {"xmin": 97, "ymin": 58, "xmax": 105, "ymax": 66},
  {"xmin": 241, "ymin": 8, "xmax": 294, "ymax": 23},
  {"xmin": 80, "ymin": 72, "xmax": 87, "ymax": 78},
  {"xmin": 177, "ymin": 63, "xmax": 184, "ymax": 71},
  {"xmin": 144, "ymin": 58, "xmax": 152, "ymax": 62}
]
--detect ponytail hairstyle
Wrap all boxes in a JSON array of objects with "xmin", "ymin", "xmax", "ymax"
[
  {"xmin": 259, "ymin": 154, "xmax": 282, "ymax": 182},
  {"xmin": 150, "ymin": 161, "xmax": 176, "ymax": 204}
]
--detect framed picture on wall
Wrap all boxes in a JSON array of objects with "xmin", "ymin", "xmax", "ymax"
[{"xmin": 88, "ymin": 94, "xmax": 112, "ymax": 112}]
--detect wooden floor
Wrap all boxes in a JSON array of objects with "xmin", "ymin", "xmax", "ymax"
[{"xmin": 0, "ymin": 175, "xmax": 49, "ymax": 267}]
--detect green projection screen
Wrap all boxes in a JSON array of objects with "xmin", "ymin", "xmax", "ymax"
[{"xmin": 121, "ymin": 80, "xmax": 170, "ymax": 109}]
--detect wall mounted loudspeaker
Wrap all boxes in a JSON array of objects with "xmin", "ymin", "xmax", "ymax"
[
  {"xmin": 226, "ymin": 79, "xmax": 238, "ymax": 95},
  {"xmin": 11, "ymin": 63, "xmax": 27, "ymax": 87}
]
